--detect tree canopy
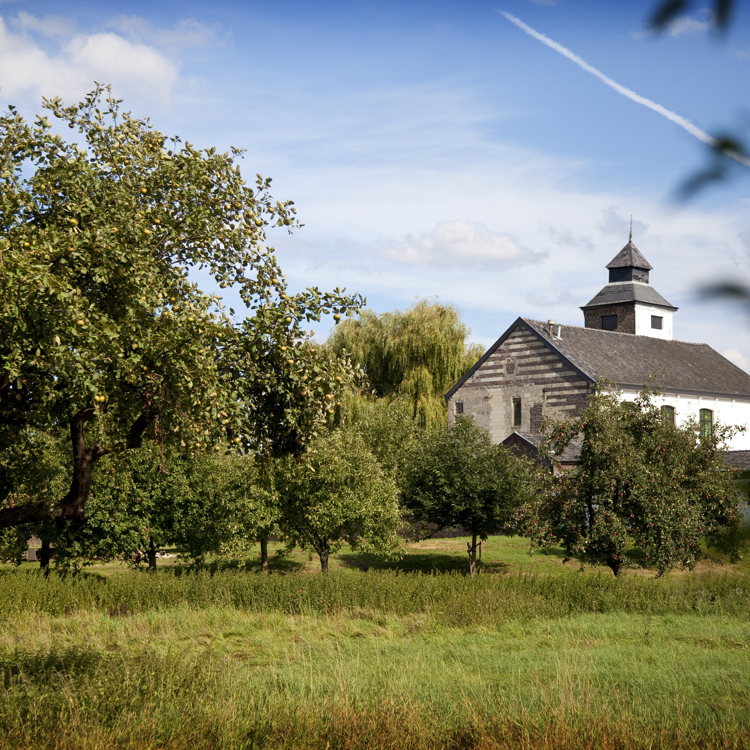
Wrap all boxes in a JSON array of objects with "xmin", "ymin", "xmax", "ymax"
[
  {"xmin": 402, "ymin": 416, "xmax": 539, "ymax": 575},
  {"xmin": 327, "ymin": 299, "xmax": 483, "ymax": 427},
  {"xmin": 0, "ymin": 85, "xmax": 361, "ymax": 532},
  {"xmin": 275, "ymin": 428, "xmax": 401, "ymax": 572},
  {"xmin": 522, "ymin": 386, "xmax": 744, "ymax": 576}
]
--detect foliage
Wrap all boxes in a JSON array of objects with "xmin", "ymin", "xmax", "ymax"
[
  {"xmin": 327, "ymin": 299, "xmax": 483, "ymax": 427},
  {"xmin": 40, "ymin": 447, "xmax": 277, "ymax": 569},
  {"xmin": 275, "ymin": 429, "xmax": 401, "ymax": 571},
  {"xmin": 402, "ymin": 416, "xmax": 540, "ymax": 574},
  {"xmin": 523, "ymin": 386, "xmax": 744, "ymax": 576},
  {"xmin": 0, "ymin": 85, "xmax": 362, "ymax": 532},
  {"xmin": 335, "ymin": 391, "xmax": 419, "ymax": 479},
  {"xmin": 0, "ymin": 429, "xmax": 69, "ymax": 563}
]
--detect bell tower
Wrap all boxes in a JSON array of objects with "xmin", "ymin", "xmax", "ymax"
[{"xmin": 581, "ymin": 233, "xmax": 677, "ymax": 339}]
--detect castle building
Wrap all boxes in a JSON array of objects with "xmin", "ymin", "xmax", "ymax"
[{"xmin": 445, "ymin": 239, "xmax": 750, "ymax": 457}]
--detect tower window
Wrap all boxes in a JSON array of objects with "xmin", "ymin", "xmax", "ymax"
[
  {"xmin": 661, "ymin": 405, "xmax": 675, "ymax": 424},
  {"xmin": 699, "ymin": 409, "xmax": 713, "ymax": 440},
  {"xmin": 513, "ymin": 397, "xmax": 522, "ymax": 427},
  {"xmin": 601, "ymin": 315, "xmax": 618, "ymax": 330},
  {"xmin": 455, "ymin": 401, "xmax": 464, "ymax": 415},
  {"xmin": 651, "ymin": 315, "xmax": 663, "ymax": 330}
]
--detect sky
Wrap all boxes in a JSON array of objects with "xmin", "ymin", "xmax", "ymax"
[{"xmin": 3, "ymin": 0, "xmax": 750, "ymax": 369}]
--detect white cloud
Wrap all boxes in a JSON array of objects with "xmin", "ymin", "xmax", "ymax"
[
  {"xmin": 0, "ymin": 13, "xmax": 218, "ymax": 105},
  {"xmin": 597, "ymin": 207, "xmax": 649, "ymax": 240},
  {"xmin": 722, "ymin": 348, "xmax": 750, "ymax": 373},
  {"xmin": 106, "ymin": 16, "xmax": 222, "ymax": 51},
  {"xmin": 14, "ymin": 12, "xmax": 75, "ymax": 38},
  {"xmin": 667, "ymin": 16, "xmax": 711, "ymax": 37},
  {"xmin": 378, "ymin": 220, "xmax": 546, "ymax": 270}
]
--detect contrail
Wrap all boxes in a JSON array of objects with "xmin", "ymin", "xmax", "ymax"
[{"xmin": 499, "ymin": 11, "xmax": 750, "ymax": 169}]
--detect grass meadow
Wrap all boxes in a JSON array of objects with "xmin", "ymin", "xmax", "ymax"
[{"xmin": 1, "ymin": 536, "xmax": 750, "ymax": 750}]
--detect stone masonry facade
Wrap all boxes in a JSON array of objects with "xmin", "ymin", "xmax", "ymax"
[
  {"xmin": 583, "ymin": 304, "xmax": 636, "ymax": 334},
  {"xmin": 447, "ymin": 324, "xmax": 591, "ymax": 443}
]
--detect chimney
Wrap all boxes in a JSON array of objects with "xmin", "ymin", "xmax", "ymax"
[{"xmin": 547, "ymin": 319, "xmax": 555, "ymax": 335}]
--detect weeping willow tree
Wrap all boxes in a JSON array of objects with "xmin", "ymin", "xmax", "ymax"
[{"xmin": 327, "ymin": 299, "xmax": 484, "ymax": 428}]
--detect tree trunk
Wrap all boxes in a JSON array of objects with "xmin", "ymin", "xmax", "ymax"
[
  {"xmin": 259, "ymin": 533, "xmax": 269, "ymax": 574},
  {"xmin": 607, "ymin": 557, "xmax": 621, "ymax": 576},
  {"xmin": 148, "ymin": 537, "xmax": 157, "ymax": 573},
  {"xmin": 39, "ymin": 539, "xmax": 51, "ymax": 571},
  {"xmin": 318, "ymin": 546, "xmax": 329, "ymax": 574},
  {"xmin": 467, "ymin": 531, "xmax": 478, "ymax": 577}
]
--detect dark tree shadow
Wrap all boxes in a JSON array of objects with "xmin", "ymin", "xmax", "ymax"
[
  {"xmin": 172, "ymin": 556, "xmax": 305, "ymax": 576},
  {"xmin": 338, "ymin": 552, "xmax": 510, "ymax": 575}
]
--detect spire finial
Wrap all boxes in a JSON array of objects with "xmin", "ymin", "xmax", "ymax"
[{"xmin": 629, "ymin": 215, "xmax": 633, "ymax": 243}]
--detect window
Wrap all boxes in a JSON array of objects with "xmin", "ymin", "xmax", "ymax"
[
  {"xmin": 513, "ymin": 398, "xmax": 522, "ymax": 427},
  {"xmin": 661, "ymin": 405, "xmax": 675, "ymax": 424},
  {"xmin": 455, "ymin": 401, "xmax": 464, "ymax": 415},
  {"xmin": 699, "ymin": 409, "xmax": 713, "ymax": 440},
  {"xmin": 601, "ymin": 314, "xmax": 618, "ymax": 330},
  {"xmin": 651, "ymin": 315, "xmax": 663, "ymax": 330}
]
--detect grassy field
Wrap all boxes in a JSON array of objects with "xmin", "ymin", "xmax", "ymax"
[
  {"xmin": 14, "ymin": 533, "xmax": 748, "ymax": 577},
  {"xmin": 1, "ymin": 537, "xmax": 750, "ymax": 749}
]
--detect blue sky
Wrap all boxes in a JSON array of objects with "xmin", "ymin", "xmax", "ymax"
[{"xmin": 3, "ymin": 0, "xmax": 750, "ymax": 368}]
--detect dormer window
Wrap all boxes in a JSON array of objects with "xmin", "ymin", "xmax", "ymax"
[
  {"xmin": 651, "ymin": 315, "xmax": 663, "ymax": 330},
  {"xmin": 601, "ymin": 314, "xmax": 617, "ymax": 330}
]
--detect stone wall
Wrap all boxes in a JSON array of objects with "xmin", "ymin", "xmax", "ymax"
[
  {"xmin": 583, "ymin": 304, "xmax": 635, "ymax": 334},
  {"xmin": 448, "ymin": 324, "xmax": 591, "ymax": 444}
]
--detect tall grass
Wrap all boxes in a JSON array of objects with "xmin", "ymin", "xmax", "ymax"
[
  {"xmin": 2, "ymin": 569, "xmax": 750, "ymax": 748},
  {"xmin": 1, "ymin": 567, "xmax": 749, "ymax": 622},
  {"xmin": 0, "ymin": 608, "xmax": 749, "ymax": 749}
]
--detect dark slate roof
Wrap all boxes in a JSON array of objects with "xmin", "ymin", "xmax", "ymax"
[
  {"xmin": 723, "ymin": 451, "xmax": 750, "ymax": 471},
  {"xmin": 581, "ymin": 281, "xmax": 677, "ymax": 310},
  {"xmin": 523, "ymin": 319, "xmax": 750, "ymax": 398},
  {"xmin": 503, "ymin": 432, "xmax": 580, "ymax": 463},
  {"xmin": 606, "ymin": 241, "xmax": 653, "ymax": 270},
  {"xmin": 445, "ymin": 317, "xmax": 750, "ymax": 401}
]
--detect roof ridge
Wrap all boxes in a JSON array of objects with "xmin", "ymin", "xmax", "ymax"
[{"xmin": 523, "ymin": 318, "xmax": 709, "ymax": 345}]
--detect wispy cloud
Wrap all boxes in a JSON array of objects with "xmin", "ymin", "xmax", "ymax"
[
  {"xmin": 597, "ymin": 207, "xmax": 649, "ymax": 239},
  {"xmin": 379, "ymin": 220, "xmax": 546, "ymax": 270},
  {"xmin": 667, "ymin": 16, "xmax": 712, "ymax": 37}
]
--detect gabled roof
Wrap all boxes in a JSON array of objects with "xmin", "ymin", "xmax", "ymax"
[
  {"xmin": 581, "ymin": 281, "xmax": 677, "ymax": 311},
  {"xmin": 446, "ymin": 317, "xmax": 750, "ymax": 401},
  {"xmin": 606, "ymin": 241, "xmax": 653, "ymax": 270}
]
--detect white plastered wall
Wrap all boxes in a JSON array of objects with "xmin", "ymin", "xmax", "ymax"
[
  {"xmin": 619, "ymin": 389, "xmax": 750, "ymax": 450},
  {"xmin": 634, "ymin": 305, "xmax": 674, "ymax": 339}
]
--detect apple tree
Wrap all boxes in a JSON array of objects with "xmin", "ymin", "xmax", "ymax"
[
  {"xmin": 522, "ymin": 386, "xmax": 744, "ymax": 576},
  {"xmin": 0, "ymin": 85, "xmax": 362, "ymax": 536},
  {"xmin": 274, "ymin": 428, "xmax": 401, "ymax": 572},
  {"xmin": 402, "ymin": 416, "xmax": 539, "ymax": 575}
]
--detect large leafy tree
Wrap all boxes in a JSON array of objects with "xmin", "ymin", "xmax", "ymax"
[
  {"xmin": 327, "ymin": 299, "xmax": 483, "ymax": 427},
  {"xmin": 402, "ymin": 416, "xmax": 539, "ymax": 575},
  {"xmin": 0, "ymin": 85, "xmax": 361, "ymax": 532},
  {"xmin": 523, "ymin": 386, "xmax": 744, "ymax": 576}
]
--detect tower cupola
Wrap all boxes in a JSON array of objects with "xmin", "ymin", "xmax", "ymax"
[
  {"xmin": 606, "ymin": 239, "xmax": 653, "ymax": 283},
  {"xmin": 581, "ymin": 234, "xmax": 677, "ymax": 339}
]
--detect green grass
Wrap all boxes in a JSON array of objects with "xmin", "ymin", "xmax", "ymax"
[
  {"xmin": 1, "ymin": 603, "xmax": 749, "ymax": 749},
  {"xmin": 12, "ymin": 532, "xmax": 747, "ymax": 577},
  {"xmin": 2, "ymin": 537, "xmax": 750, "ymax": 749}
]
